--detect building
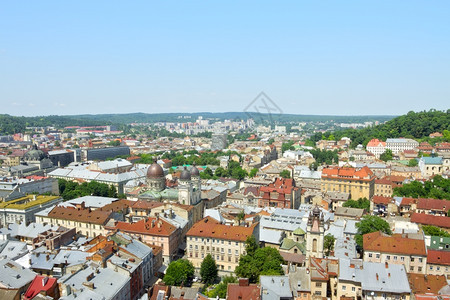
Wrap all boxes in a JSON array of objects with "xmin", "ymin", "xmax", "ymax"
[
  {"xmin": 418, "ymin": 157, "xmax": 443, "ymax": 178},
  {"xmin": 48, "ymin": 149, "xmax": 75, "ymax": 167},
  {"xmin": 258, "ymin": 177, "xmax": 301, "ymax": 209},
  {"xmin": 211, "ymin": 133, "xmax": 228, "ymax": 151},
  {"xmin": 0, "ymin": 259, "xmax": 37, "ymax": 300},
  {"xmin": 0, "ymin": 194, "xmax": 62, "ymax": 227},
  {"xmin": 82, "ymin": 146, "xmax": 130, "ymax": 161},
  {"xmin": 386, "ymin": 138, "xmax": 419, "ymax": 155},
  {"xmin": 366, "ymin": 139, "xmax": 387, "ymax": 159},
  {"xmin": 363, "ymin": 231, "xmax": 427, "ymax": 274},
  {"xmin": 426, "ymin": 249, "xmax": 450, "ymax": 278},
  {"xmin": 108, "ymin": 216, "xmax": 181, "ymax": 264},
  {"xmin": 186, "ymin": 216, "xmax": 259, "ymax": 272},
  {"xmin": 36, "ymin": 204, "xmax": 113, "ymax": 238},
  {"xmin": 321, "ymin": 166, "xmax": 376, "ymax": 200},
  {"xmin": 227, "ymin": 278, "xmax": 261, "ymax": 300},
  {"xmin": 306, "ymin": 206, "xmax": 324, "ymax": 259},
  {"xmin": 410, "ymin": 213, "xmax": 450, "ymax": 232}
]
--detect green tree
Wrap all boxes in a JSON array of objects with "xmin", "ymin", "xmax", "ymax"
[
  {"xmin": 200, "ymin": 254, "xmax": 218, "ymax": 285},
  {"xmin": 108, "ymin": 140, "xmax": 121, "ymax": 147},
  {"xmin": 342, "ymin": 198, "xmax": 370, "ymax": 210},
  {"xmin": 249, "ymin": 168, "xmax": 259, "ymax": 178},
  {"xmin": 235, "ymin": 246, "xmax": 285, "ymax": 283},
  {"xmin": 355, "ymin": 215, "xmax": 392, "ymax": 247},
  {"xmin": 279, "ymin": 170, "xmax": 291, "ymax": 179},
  {"xmin": 422, "ymin": 225, "xmax": 450, "ymax": 237},
  {"xmin": 408, "ymin": 159, "xmax": 418, "ymax": 167},
  {"xmin": 163, "ymin": 259, "xmax": 195, "ymax": 286},
  {"xmin": 379, "ymin": 149, "xmax": 393, "ymax": 162},
  {"xmin": 281, "ymin": 141, "xmax": 295, "ymax": 153},
  {"xmin": 205, "ymin": 275, "xmax": 237, "ymax": 298},
  {"xmin": 323, "ymin": 234, "xmax": 335, "ymax": 256},
  {"xmin": 245, "ymin": 235, "xmax": 259, "ymax": 256},
  {"xmin": 215, "ymin": 167, "xmax": 227, "ymax": 177}
]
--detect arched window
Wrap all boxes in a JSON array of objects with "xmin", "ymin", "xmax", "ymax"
[{"xmin": 313, "ymin": 238, "xmax": 317, "ymax": 252}]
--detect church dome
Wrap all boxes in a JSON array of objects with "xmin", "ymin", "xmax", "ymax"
[
  {"xmin": 190, "ymin": 163, "xmax": 200, "ymax": 177},
  {"xmin": 24, "ymin": 145, "xmax": 47, "ymax": 161},
  {"xmin": 180, "ymin": 167, "xmax": 192, "ymax": 181},
  {"xmin": 147, "ymin": 159, "xmax": 164, "ymax": 178}
]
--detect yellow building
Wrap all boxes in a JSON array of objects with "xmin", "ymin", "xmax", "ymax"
[{"xmin": 321, "ymin": 166, "xmax": 375, "ymax": 200}]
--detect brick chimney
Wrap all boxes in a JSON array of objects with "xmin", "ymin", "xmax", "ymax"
[{"xmin": 239, "ymin": 278, "xmax": 249, "ymax": 286}]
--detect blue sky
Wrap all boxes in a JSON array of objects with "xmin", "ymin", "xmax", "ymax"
[{"xmin": 1, "ymin": 1, "xmax": 449, "ymax": 116}]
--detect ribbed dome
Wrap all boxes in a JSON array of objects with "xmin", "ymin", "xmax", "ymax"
[
  {"xmin": 180, "ymin": 167, "xmax": 192, "ymax": 180},
  {"xmin": 24, "ymin": 145, "xmax": 47, "ymax": 161},
  {"xmin": 147, "ymin": 159, "xmax": 164, "ymax": 178},
  {"xmin": 190, "ymin": 163, "xmax": 200, "ymax": 177}
]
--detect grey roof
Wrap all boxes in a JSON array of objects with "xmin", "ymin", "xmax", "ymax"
[
  {"xmin": 333, "ymin": 237, "xmax": 357, "ymax": 259},
  {"xmin": 344, "ymin": 220, "xmax": 358, "ymax": 235},
  {"xmin": 2, "ymin": 222, "xmax": 59, "ymax": 239},
  {"xmin": 260, "ymin": 275, "xmax": 292, "ymax": 299},
  {"xmin": 0, "ymin": 259, "xmax": 36, "ymax": 289},
  {"xmin": 60, "ymin": 261, "xmax": 130, "ymax": 300},
  {"xmin": 260, "ymin": 215, "xmax": 307, "ymax": 233},
  {"xmin": 282, "ymin": 265, "xmax": 311, "ymax": 293},
  {"xmin": 260, "ymin": 228, "xmax": 284, "ymax": 245},
  {"xmin": 299, "ymin": 170, "xmax": 322, "ymax": 180},
  {"xmin": 112, "ymin": 232, "xmax": 153, "ymax": 260},
  {"xmin": 335, "ymin": 207, "xmax": 365, "ymax": 218},
  {"xmin": 361, "ymin": 261, "xmax": 411, "ymax": 293},
  {"xmin": 204, "ymin": 209, "xmax": 224, "ymax": 223},
  {"xmin": 66, "ymin": 196, "xmax": 118, "ymax": 208},
  {"xmin": 325, "ymin": 223, "xmax": 344, "ymax": 239},
  {"xmin": 170, "ymin": 287, "xmax": 199, "ymax": 299},
  {"xmin": 0, "ymin": 240, "xmax": 29, "ymax": 260}
]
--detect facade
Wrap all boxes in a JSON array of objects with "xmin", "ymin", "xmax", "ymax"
[
  {"xmin": 186, "ymin": 216, "xmax": 259, "ymax": 272},
  {"xmin": 36, "ymin": 205, "xmax": 113, "ymax": 238},
  {"xmin": 258, "ymin": 177, "xmax": 301, "ymax": 209},
  {"xmin": 366, "ymin": 139, "xmax": 387, "ymax": 159},
  {"xmin": 306, "ymin": 206, "xmax": 324, "ymax": 259},
  {"xmin": 363, "ymin": 231, "xmax": 427, "ymax": 274},
  {"xmin": 83, "ymin": 146, "xmax": 130, "ymax": 161},
  {"xmin": 321, "ymin": 166, "xmax": 376, "ymax": 200},
  {"xmin": 426, "ymin": 249, "xmax": 450, "ymax": 278},
  {"xmin": 0, "ymin": 195, "xmax": 62, "ymax": 227},
  {"xmin": 386, "ymin": 138, "xmax": 419, "ymax": 155},
  {"xmin": 418, "ymin": 157, "xmax": 443, "ymax": 178}
]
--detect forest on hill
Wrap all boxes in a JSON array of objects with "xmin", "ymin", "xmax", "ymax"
[{"xmin": 308, "ymin": 110, "xmax": 450, "ymax": 147}]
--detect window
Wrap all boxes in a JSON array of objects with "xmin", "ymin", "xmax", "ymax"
[
  {"xmin": 235, "ymin": 250, "xmax": 238, "ymax": 255},
  {"xmin": 387, "ymin": 255, "xmax": 390, "ymax": 260},
  {"xmin": 315, "ymin": 282, "xmax": 322, "ymax": 287},
  {"xmin": 394, "ymin": 256, "xmax": 397, "ymax": 261},
  {"xmin": 410, "ymin": 266, "xmax": 414, "ymax": 271},
  {"xmin": 419, "ymin": 258, "xmax": 423, "ymax": 263},
  {"xmin": 418, "ymin": 267, "xmax": 422, "ymax": 272},
  {"xmin": 228, "ymin": 249, "xmax": 231, "ymax": 254},
  {"xmin": 228, "ymin": 241, "xmax": 231, "ymax": 245},
  {"xmin": 369, "ymin": 253, "xmax": 373, "ymax": 258},
  {"xmin": 401, "ymin": 257, "xmax": 405, "ymax": 261},
  {"xmin": 411, "ymin": 258, "xmax": 415, "ymax": 262},
  {"xmin": 430, "ymin": 266, "xmax": 433, "ymax": 270},
  {"xmin": 352, "ymin": 287, "xmax": 355, "ymax": 292},
  {"xmin": 376, "ymin": 254, "xmax": 380, "ymax": 259},
  {"xmin": 342, "ymin": 286, "xmax": 346, "ymax": 291}
]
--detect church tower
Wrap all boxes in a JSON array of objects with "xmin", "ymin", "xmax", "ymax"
[
  {"xmin": 146, "ymin": 158, "xmax": 166, "ymax": 192},
  {"xmin": 178, "ymin": 167, "xmax": 193, "ymax": 205},
  {"xmin": 306, "ymin": 206, "xmax": 324, "ymax": 259},
  {"xmin": 190, "ymin": 163, "xmax": 201, "ymax": 205}
]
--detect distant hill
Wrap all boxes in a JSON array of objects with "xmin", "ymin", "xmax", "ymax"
[
  {"xmin": 0, "ymin": 112, "xmax": 396, "ymax": 135},
  {"xmin": 70, "ymin": 112, "xmax": 395, "ymax": 125},
  {"xmin": 326, "ymin": 109, "xmax": 450, "ymax": 146}
]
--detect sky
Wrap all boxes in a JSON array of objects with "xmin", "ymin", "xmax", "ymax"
[{"xmin": 1, "ymin": 1, "xmax": 449, "ymax": 117}]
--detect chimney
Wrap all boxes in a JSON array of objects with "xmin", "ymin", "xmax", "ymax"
[
  {"xmin": 46, "ymin": 254, "xmax": 50, "ymax": 261},
  {"xmin": 239, "ymin": 278, "xmax": 249, "ymax": 286},
  {"xmin": 42, "ymin": 276, "xmax": 48, "ymax": 287},
  {"xmin": 385, "ymin": 262, "xmax": 388, "ymax": 269},
  {"xmin": 376, "ymin": 273, "xmax": 379, "ymax": 281}
]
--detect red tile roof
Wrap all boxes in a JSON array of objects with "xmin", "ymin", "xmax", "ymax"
[
  {"xmin": 227, "ymin": 282, "xmax": 261, "ymax": 300},
  {"xmin": 427, "ymin": 249, "xmax": 450, "ymax": 266},
  {"xmin": 408, "ymin": 273, "xmax": 448, "ymax": 295},
  {"xmin": 416, "ymin": 198, "xmax": 449, "ymax": 211},
  {"xmin": 113, "ymin": 217, "xmax": 178, "ymax": 237},
  {"xmin": 411, "ymin": 213, "xmax": 450, "ymax": 229},
  {"xmin": 372, "ymin": 196, "xmax": 392, "ymax": 205},
  {"xmin": 367, "ymin": 139, "xmax": 386, "ymax": 147},
  {"xmin": 322, "ymin": 166, "xmax": 375, "ymax": 181},
  {"xmin": 187, "ymin": 216, "xmax": 258, "ymax": 242},
  {"xmin": 47, "ymin": 206, "xmax": 112, "ymax": 225},
  {"xmin": 363, "ymin": 231, "xmax": 427, "ymax": 256}
]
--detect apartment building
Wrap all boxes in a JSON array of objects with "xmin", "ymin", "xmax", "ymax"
[
  {"xmin": 186, "ymin": 216, "xmax": 259, "ymax": 272},
  {"xmin": 363, "ymin": 231, "xmax": 427, "ymax": 274}
]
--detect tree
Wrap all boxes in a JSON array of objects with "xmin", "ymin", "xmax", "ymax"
[
  {"xmin": 163, "ymin": 259, "xmax": 195, "ymax": 286},
  {"xmin": 245, "ymin": 235, "xmax": 259, "ymax": 256},
  {"xmin": 215, "ymin": 167, "xmax": 227, "ymax": 177},
  {"xmin": 200, "ymin": 254, "xmax": 218, "ymax": 285},
  {"xmin": 309, "ymin": 162, "xmax": 318, "ymax": 171},
  {"xmin": 323, "ymin": 234, "xmax": 335, "ymax": 256},
  {"xmin": 422, "ymin": 225, "xmax": 450, "ymax": 237},
  {"xmin": 355, "ymin": 215, "xmax": 392, "ymax": 247},
  {"xmin": 205, "ymin": 275, "xmax": 237, "ymax": 298},
  {"xmin": 408, "ymin": 159, "xmax": 418, "ymax": 167},
  {"xmin": 279, "ymin": 170, "xmax": 291, "ymax": 179},
  {"xmin": 108, "ymin": 140, "xmax": 121, "ymax": 147},
  {"xmin": 249, "ymin": 168, "xmax": 259, "ymax": 178},
  {"xmin": 54, "ymin": 140, "xmax": 61, "ymax": 147},
  {"xmin": 235, "ymin": 246, "xmax": 285, "ymax": 283},
  {"xmin": 342, "ymin": 198, "xmax": 370, "ymax": 210},
  {"xmin": 379, "ymin": 149, "xmax": 393, "ymax": 162}
]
